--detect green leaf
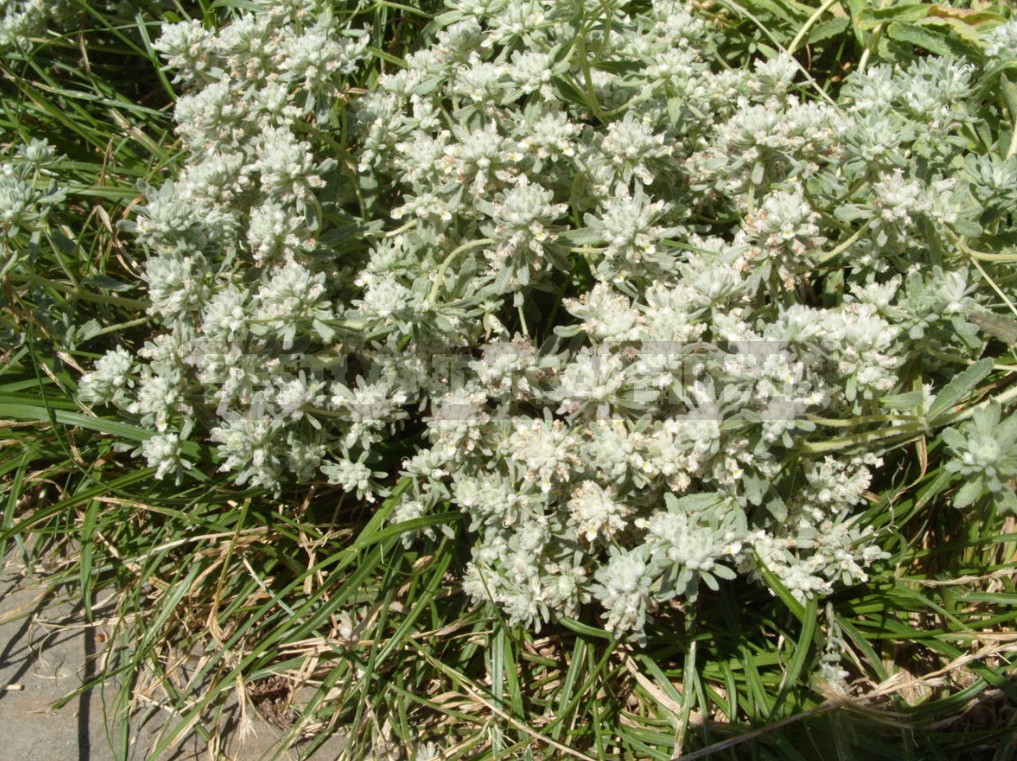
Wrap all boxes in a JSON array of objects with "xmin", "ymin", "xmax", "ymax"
[
  {"xmin": 807, "ymin": 17, "xmax": 850, "ymax": 45},
  {"xmin": 0, "ymin": 402, "xmax": 153, "ymax": 441},
  {"xmin": 766, "ymin": 495, "xmax": 788, "ymax": 522},
  {"xmin": 739, "ymin": 0, "xmax": 809, "ymax": 25},
  {"xmin": 886, "ymin": 21, "xmax": 951, "ymax": 56},
  {"xmin": 751, "ymin": 161, "xmax": 765, "ymax": 185},
  {"xmin": 953, "ymin": 478, "xmax": 984, "ymax": 508},
  {"xmin": 915, "ymin": 468, "xmax": 955, "ymax": 509},
  {"xmin": 886, "ymin": 21, "xmax": 976, "ymax": 58},
  {"xmin": 49, "ymin": 229, "xmax": 77, "ymax": 257},
  {"xmin": 352, "ymin": 511, "xmax": 462, "ymax": 548},
  {"xmin": 668, "ymin": 492, "xmax": 727, "ymax": 513},
  {"xmin": 995, "ymin": 488, "xmax": 1017, "ymax": 514},
  {"xmin": 940, "ymin": 426, "xmax": 967, "ymax": 450},
  {"xmin": 952, "ymin": 316, "xmax": 984, "ymax": 351},
  {"xmin": 769, "ymin": 596, "xmax": 819, "ymax": 718},
  {"xmin": 916, "ymin": 15, "xmax": 986, "ymax": 50},
  {"xmin": 559, "ymin": 616, "xmax": 613, "ymax": 640},
  {"xmin": 969, "ymin": 311, "xmax": 1017, "ymax": 346},
  {"xmin": 754, "ymin": 554, "xmax": 807, "ymax": 623},
  {"xmin": 366, "ymin": 46, "xmax": 406, "ymax": 69},
  {"xmin": 80, "ymin": 497, "xmax": 100, "ymax": 620},
  {"xmin": 927, "ymin": 359, "xmax": 993, "ymax": 421},
  {"xmin": 854, "ymin": 3, "xmax": 929, "ymax": 31},
  {"xmin": 666, "ymin": 97, "xmax": 684, "ymax": 126},
  {"xmin": 743, "ymin": 473, "xmax": 767, "ymax": 506},
  {"xmin": 551, "ymin": 76, "xmax": 591, "ymax": 110},
  {"xmin": 83, "ymin": 275, "xmax": 135, "ymax": 292},
  {"xmin": 880, "ymin": 389, "xmax": 925, "ymax": 410}
]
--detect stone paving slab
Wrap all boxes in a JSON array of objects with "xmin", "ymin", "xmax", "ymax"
[{"xmin": 0, "ymin": 563, "xmax": 348, "ymax": 761}]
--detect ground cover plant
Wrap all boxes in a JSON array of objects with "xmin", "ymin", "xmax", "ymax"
[{"xmin": 2, "ymin": 0, "xmax": 1017, "ymax": 759}]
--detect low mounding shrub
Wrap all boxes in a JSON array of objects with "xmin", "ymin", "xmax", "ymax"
[
  {"xmin": 74, "ymin": 0, "xmax": 1017, "ymax": 642},
  {"xmin": 0, "ymin": 0, "xmax": 171, "ymax": 51}
]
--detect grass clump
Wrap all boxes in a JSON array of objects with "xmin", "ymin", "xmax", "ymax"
[{"xmin": 2, "ymin": 1, "xmax": 1017, "ymax": 760}]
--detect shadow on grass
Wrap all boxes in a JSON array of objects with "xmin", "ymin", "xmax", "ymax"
[{"xmin": 671, "ymin": 679, "xmax": 1017, "ymax": 761}]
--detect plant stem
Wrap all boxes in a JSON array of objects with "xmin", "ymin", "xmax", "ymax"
[
  {"xmin": 427, "ymin": 238, "xmax": 495, "ymax": 302},
  {"xmin": 812, "ymin": 220, "xmax": 872, "ymax": 265},
  {"xmin": 858, "ymin": 24, "xmax": 884, "ymax": 74},
  {"xmin": 788, "ymin": 0, "xmax": 842, "ymax": 55}
]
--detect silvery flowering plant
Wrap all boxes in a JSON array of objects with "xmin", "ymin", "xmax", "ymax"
[
  {"xmin": 77, "ymin": 0, "xmax": 1017, "ymax": 641},
  {"xmin": 1, "ymin": 0, "xmax": 173, "ymax": 52},
  {"xmin": 1, "ymin": 137, "xmax": 65, "ymax": 282}
]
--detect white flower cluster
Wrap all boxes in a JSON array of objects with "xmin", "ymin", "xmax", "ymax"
[
  {"xmin": 984, "ymin": 17, "xmax": 1017, "ymax": 63},
  {"xmin": 1, "ymin": 138, "xmax": 65, "ymax": 278},
  {"xmin": 78, "ymin": 2, "xmax": 388, "ymax": 492},
  {"xmin": 0, "ymin": 0, "xmax": 166, "ymax": 52},
  {"xmin": 78, "ymin": 1, "xmax": 1016, "ymax": 639},
  {"xmin": 0, "ymin": 0, "xmax": 65, "ymax": 50},
  {"xmin": 943, "ymin": 403, "xmax": 1017, "ymax": 513}
]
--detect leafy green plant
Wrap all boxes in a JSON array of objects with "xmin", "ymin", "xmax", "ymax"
[{"xmin": 2, "ymin": 1, "xmax": 1017, "ymax": 760}]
